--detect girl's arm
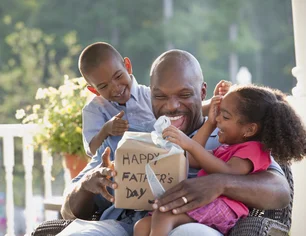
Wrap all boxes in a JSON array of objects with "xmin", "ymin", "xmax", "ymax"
[
  {"xmin": 201, "ymin": 80, "xmax": 231, "ymax": 116},
  {"xmin": 187, "ymin": 121, "xmax": 215, "ymax": 168},
  {"xmin": 163, "ymin": 125, "xmax": 253, "ymax": 174},
  {"xmin": 188, "ymin": 96, "xmax": 220, "ymax": 168},
  {"xmin": 187, "ymin": 140, "xmax": 253, "ymax": 175}
]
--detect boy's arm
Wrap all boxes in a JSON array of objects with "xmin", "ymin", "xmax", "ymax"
[
  {"xmin": 201, "ymin": 100, "xmax": 211, "ymax": 117},
  {"xmin": 88, "ymin": 110, "xmax": 128, "ymax": 156},
  {"xmin": 89, "ymin": 125, "xmax": 111, "ymax": 156}
]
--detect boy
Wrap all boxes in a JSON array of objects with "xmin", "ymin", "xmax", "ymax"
[{"xmin": 78, "ymin": 42, "xmax": 230, "ymax": 157}]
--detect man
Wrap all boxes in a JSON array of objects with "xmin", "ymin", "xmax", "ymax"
[{"xmin": 61, "ymin": 49, "xmax": 290, "ymax": 236}]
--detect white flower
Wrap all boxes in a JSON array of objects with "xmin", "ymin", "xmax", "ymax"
[
  {"xmin": 75, "ymin": 77, "xmax": 87, "ymax": 87},
  {"xmin": 59, "ymin": 84, "xmax": 74, "ymax": 98},
  {"xmin": 61, "ymin": 99, "xmax": 69, "ymax": 107},
  {"xmin": 80, "ymin": 89, "xmax": 91, "ymax": 98},
  {"xmin": 35, "ymin": 88, "xmax": 46, "ymax": 100},
  {"xmin": 15, "ymin": 109, "xmax": 26, "ymax": 119},
  {"xmin": 32, "ymin": 104, "xmax": 41, "ymax": 113}
]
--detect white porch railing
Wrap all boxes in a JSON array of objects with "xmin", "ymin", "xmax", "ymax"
[{"xmin": 0, "ymin": 124, "xmax": 59, "ymax": 236}]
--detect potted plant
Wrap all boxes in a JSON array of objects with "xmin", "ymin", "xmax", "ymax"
[{"xmin": 16, "ymin": 76, "xmax": 91, "ymax": 178}]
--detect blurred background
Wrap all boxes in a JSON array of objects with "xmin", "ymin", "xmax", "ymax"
[{"xmin": 0, "ymin": 0, "xmax": 296, "ymax": 235}]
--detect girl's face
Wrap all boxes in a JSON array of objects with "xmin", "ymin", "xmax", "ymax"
[{"xmin": 215, "ymin": 92, "xmax": 250, "ymax": 145}]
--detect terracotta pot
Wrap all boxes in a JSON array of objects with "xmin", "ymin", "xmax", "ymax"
[{"xmin": 63, "ymin": 153, "xmax": 89, "ymax": 179}]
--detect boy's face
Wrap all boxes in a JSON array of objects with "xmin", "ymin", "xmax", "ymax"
[
  {"xmin": 150, "ymin": 64, "xmax": 206, "ymax": 136},
  {"xmin": 86, "ymin": 57, "xmax": 133, "ymax": 104}
]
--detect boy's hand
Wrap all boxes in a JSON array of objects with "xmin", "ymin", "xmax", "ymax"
[
  {"xmin": 213, "ymin": 80, "xmax": 232, "ymax": 96},
  {"xmin": 106, "ymin": 111, "xmax": 129, "ymax": 136},
  {"xmin": 207, "ymin": 96, "xmax": 222, "ymax": 126},
  {"xmin": 162, "ymin": 125, "xmax": 191, "ymax": 150}
]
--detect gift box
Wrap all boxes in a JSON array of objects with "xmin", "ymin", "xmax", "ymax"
[{"xmin": 114, "ymin": 130, "xmax": 187, "ymax": 210}]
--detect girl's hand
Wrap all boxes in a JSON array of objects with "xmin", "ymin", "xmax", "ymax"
[
  {"xmin": 162, "ymin": 125, "xmax": 191, "ymax": 150},
  {"xmin": 207, "ymin": 96, "xmax": 222, "ymax": 126},
  {"xmin": 213, "ymin": 80, "xmax": 232, "ymax": 96}
]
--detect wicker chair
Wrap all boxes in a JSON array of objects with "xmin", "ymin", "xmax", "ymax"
[
  {"xmin": 229, "ymin": 164, "xmax": 293, "ymax": 236},
  {"xmin": 32, "ymin": 165, "xmax": 293, "ymax": 236}
]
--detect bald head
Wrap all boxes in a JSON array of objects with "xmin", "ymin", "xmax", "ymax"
[
  {"xmin": 78, "ymin": 42, "xmax": 124, "ymax": 83},
  {"xmin": 150, "ymin": 49, "xmax": 206, "ymax": 135},
  {"xmin": 150, "ymin": 49, "xmax": 204, "ymax": 86}
]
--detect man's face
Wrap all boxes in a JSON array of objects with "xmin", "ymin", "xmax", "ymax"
[
  {"xmin": 87, "ymin": 57, "xmax": 133, "ymax": 104},
  {"xmin": 151, "ymin": 66, "xmax": 206, "ymax": 135}
]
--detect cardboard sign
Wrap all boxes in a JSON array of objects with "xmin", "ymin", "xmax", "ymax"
[{"xmin": 114, "ymin": 132, "xmax": 187, "ymax": 210}]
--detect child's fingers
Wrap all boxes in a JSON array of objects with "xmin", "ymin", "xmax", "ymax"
[
  {"xmin": 162, "ymin": 129, "xmax": 178, "ymax": 140},
  {"xmin": 211, "ymin": 95, "xmax": 222, "ymax": 103},
  {"xmin": 115, "ymin": 110, "xmax": 125, "ymax": 118},
  {"xmin": 114, "ymin": 120, "xmax": 129, "ymax": 127},
  {"xmin": 218, "ymin": 81, "xmax": 232, "ymax": 95}
]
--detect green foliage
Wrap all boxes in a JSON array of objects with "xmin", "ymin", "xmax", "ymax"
[
  {"xmin": 0, "ymin": 22, "xmax": 81, "ymax": 123},
  {"xmin": 16, "ymin": 77, "xmax": 89, "ymax": 156},
  {"xmin": 0, "ymin": 0, "xmax": 295, "ymax": 123}
]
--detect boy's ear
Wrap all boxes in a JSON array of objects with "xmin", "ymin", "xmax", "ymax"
[
  {"xmin": 124, "ymin": 57, "xmax": 133, "ymax": 74},
  {"xmin": 87, "ymin": 85, "xmax": 100, "ymax": 96}
]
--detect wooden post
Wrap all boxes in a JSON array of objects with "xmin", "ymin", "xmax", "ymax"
[{"xmin": 288, "ymin": 0, "xmax": 306, "ymax": 234}]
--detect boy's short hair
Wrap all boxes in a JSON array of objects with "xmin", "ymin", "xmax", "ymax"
[{"xmin": 78, "ymin": 42, "xmax": 124, "ymax": 82}]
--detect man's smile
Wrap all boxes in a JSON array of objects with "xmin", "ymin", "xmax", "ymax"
[{"xmin": 166, "ymin": 115, "xmax": 186, "ymax": 129}]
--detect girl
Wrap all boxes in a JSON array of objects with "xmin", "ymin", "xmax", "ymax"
[{"xmin": 134, "ymin": 84, "xmax": 306, "ymax": 236}]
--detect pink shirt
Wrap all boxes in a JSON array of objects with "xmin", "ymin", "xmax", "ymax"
[{"xmin": 197, "ymin": 141, "xmax": 271, "ymax": 218}]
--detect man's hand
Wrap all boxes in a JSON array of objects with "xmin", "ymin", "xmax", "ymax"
[
  {"xmin": 162, "ymin": 125, "xmax": 192, "ymax": 150},
  {"xmin": 213, "ymin": 80, "xmax": 232, "ymax": 96},
  {"xmin": 80, "ymin": 147, "xmax": 117, "ymax": 202},
  {"xmin": 152, "ymin": 174, "xmax": 223, "ymax": 214},
  {"xmin": 105, "ymin": 110, "xmax": 129, "ymax": 136}
]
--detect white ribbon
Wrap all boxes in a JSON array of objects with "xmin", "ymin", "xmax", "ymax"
[{"xmin": 147, "ymin": 116, "xmax": 184, "ymax": 198}]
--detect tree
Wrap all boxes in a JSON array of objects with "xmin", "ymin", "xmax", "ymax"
[{"xmin": 0, "ymin": 22, "xmax": 81, "ymax": 123}]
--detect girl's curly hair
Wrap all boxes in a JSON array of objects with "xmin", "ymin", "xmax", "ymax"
[{"xmin": 232, "ymin": 84, "xmax": 306, "ymax": 164}]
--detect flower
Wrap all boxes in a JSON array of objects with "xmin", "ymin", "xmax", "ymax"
[
  {"xmin": 15, "ymin": 109, "xmax": 26, "ymax": 119},
  {"xmin": 16, "ymin": 76, "xmax": 91, "ymax": 157}
]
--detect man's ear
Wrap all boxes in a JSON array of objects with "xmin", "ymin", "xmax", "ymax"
[
  {"xmin": 87, "ymin": 85, "xmax": 100, "ymax": 96},
  {"xmin": 201, "ymin": 82, "xmax": 207, "ymax": 101},
  {"xmin": 124, "ymin": 57, "xmax": 133, "ymax": 74}
]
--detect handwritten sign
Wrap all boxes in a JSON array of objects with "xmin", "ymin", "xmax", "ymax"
[{"xmin": 114, "ymin": 132, "xmax": 187, "ymax": 210}]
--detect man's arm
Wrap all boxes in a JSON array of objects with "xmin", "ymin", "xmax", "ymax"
[
  {"xmin": 61, "ymin": 182, "xmax": 96, "ymax": 220},
  {"xmin": 153, "ymin": 169, "xmax": 290, "ymax": 214},
  {"xmin": 61, "ymin": 148, "xmax": 117, "ymax": 219}
]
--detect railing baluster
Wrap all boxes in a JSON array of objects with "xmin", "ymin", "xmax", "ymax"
[
  {"xmin": 0, "ymin": 124, "xmax": 64, "ymax": 234},
  {"xmin": 3, "ymin": 135, "xmax": 15, "ymax": 236},
  {"xmin": 41, "ymin": 149, "xmax": 54, "ymax": 220},
  {"xmin": 22, "ymin": 134, "xmax": 34, "ymax": 236}
]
